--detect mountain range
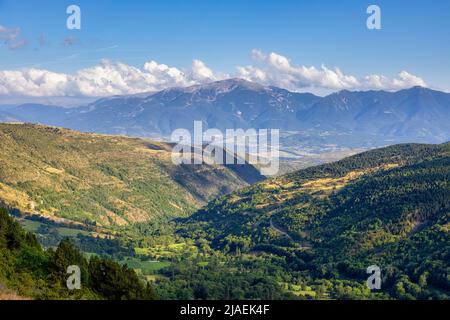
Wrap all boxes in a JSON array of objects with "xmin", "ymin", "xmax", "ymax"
[{"xmin": 2, "ymin": 79, "xmax": 449, "ymax": 153}]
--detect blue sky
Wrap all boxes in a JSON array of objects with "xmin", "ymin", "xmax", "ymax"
[{"xmin": 0, "ymin": 0, "xmax": 449, "ymax": 97}]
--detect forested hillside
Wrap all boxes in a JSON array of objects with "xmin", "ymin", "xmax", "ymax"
[
  {"xmin": 0, "ymin": 126, "xmax": 448, "ymax": 299},
  {"xmin": 0, "ymin": 207, "xmax": 157, "ymax": 300},
  {"xmin": 175, "ymin": 143, "xmax": 450, "ymax": 299},
  {"xmin": 0, "ymin": 123, "xmax": 262, "ymax": 229}
]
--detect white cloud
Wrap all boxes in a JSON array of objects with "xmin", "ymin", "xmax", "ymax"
[
  {"xmin": 0, "ymin": 50, "xmax": 428, "ymax": 98},
  {"xmin": 237, "ymin": 49, "xmax": 361, "ymax": 91},
  {"xmin": 0, "ymin": 59, "xmax": 222, "ymax": 97},
  {"xmin": 364, "ymin": 71, "xmax": 427, "ymax": 90},
  {"xmin": 189, "ymin": 59, "xmax": 217, "ymax": 82},
  {"xmin": 0, "ymin": 69, "xmax": 69, "ymax": 96},
  {"xmin": 237, "ymin": 49, "xmax": 426, "ymax": 94}
]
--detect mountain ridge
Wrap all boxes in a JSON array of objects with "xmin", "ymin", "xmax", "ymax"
[{"xmin": 2, "ymin": 80, "xmax": 450, "ymax": 151}]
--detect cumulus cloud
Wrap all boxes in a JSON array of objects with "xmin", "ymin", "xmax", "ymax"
[
  {"xmin": 363, "ymin": 71, "xmax": 427, "ymax": 90},
  {"xmin": 0, "ymin": 49, "xmax": 428, "ymax": 98},
  {"xmin": 0, "ymin": 69, "xmax": 69, "ymax": 96},
  {"xmin": 0, "ymin": 59, "xmax": 223, "ymax": 97},
  {"xmin": 236, "ymin": 49, "xmax": 360, "ymax": 92},
  {"xmin": 236, "ymin": 49, "xmax": 426, "ymax": 93}
]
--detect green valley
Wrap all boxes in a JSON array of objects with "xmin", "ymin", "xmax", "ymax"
[
  {"xmin": 171, "ymin": 143, "xmax": 450, "ymax": 299},
  {"xmin": 0, "ymin": 124, "xmax": 448, "ymax": 300}
]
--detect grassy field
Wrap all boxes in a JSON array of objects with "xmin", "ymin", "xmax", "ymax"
[
  {"xmin": 280, "ymin": 282, "xmax": 317, "ymax": 298},
  {"xmin": 135, "ymin": 242, "xmax": 198, "ymax": 260},
  {"xmin": 20, "ymin": 219, "xmax": 90, "ymax": 237},
  {"xmin": 121, "ymin": 257, "xmax": 170, "ymax": 274},
  {"xmin": 20, "ymin": 219, "xmax": 42, "ymax": 232}
]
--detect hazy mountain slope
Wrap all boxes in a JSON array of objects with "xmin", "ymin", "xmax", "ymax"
[
  {"xmin": 58, "ymin": 78, "xmax": 320, "ymax": 137},
  {"xmin": 298, "ymin": 87, "xmax": 450, "ymax": 142},
  {"xmin": 0, "ymin": 111, "xmax": 20, "ymax": 122},
  {"xmin": 0, "ymin": 123, "xmax": 263, "ymax": 228},
  {"xmin": 4, "ymin": 81, "xmax": 450, "ymax": 154},
  {"xmin": 0, "ymin": 104, "xmax": 70, "ymax": 126},
  {"xmin": 177, "ymin": 143, "xmax": 450, "ymax": 298}
]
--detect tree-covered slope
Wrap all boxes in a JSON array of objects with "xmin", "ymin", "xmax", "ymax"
[
  {"xmin": 177, "ymin": 143, "xmax": 450, "ymax": 299},
  {"xmin": 0, "ymin": 123, "xmax": 262, "ymax": 229},
  {"xmin": 0, "ymin": 207, "xmax": 157, "ymax": 300}
]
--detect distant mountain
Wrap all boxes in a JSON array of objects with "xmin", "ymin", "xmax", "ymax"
[
  {"xmin": 2, "ymin": 80, "xmax": 450, "ymax": 150},
  {"xmin": 0, "ymin": 123, "xmax": 263, "ymax": 228},
  {"xmin": 1, "ymin": 104, "xmax": 70, "ymax": 125},
  {"xmin": 59, "ymin": 78, "xmax": 320, "ymax": 137},
  {"xmin": 0, "ymin": 111, "xmax": 20, "ymax": 123},
  {"xmin": 298, "ymin": 87, "xmax": 450, "ymax": 142}
]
